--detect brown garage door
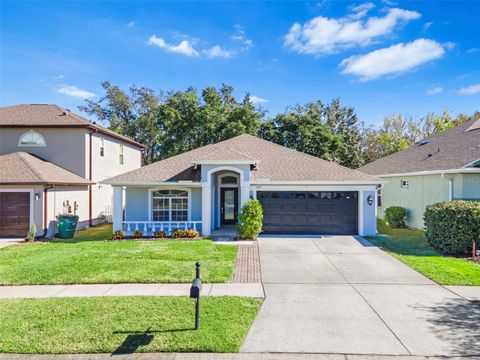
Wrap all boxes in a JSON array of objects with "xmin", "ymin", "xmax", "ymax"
[
  {"xmin": 258, "ymin": 191, "xmax": 358, "ymax": 235},
  {"xmin": 0, "ymin": 192, "xmax": 30, "ymax": 238}
]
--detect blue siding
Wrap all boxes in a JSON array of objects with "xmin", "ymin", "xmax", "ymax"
[{"xmin": 125, "ymin": 188, "xmax": 149, "ymax": 221}]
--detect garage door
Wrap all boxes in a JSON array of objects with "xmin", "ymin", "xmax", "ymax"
[
  {"xmin": 0, "ymin": 192, "xmax": 30, "ymax": 238},
  {"xmin": 258, "ymin": 191, "xmax": 358, "ymax": 235}
]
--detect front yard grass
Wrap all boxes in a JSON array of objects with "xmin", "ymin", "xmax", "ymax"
[
  {"xmin": 0, "ymin": 296, "xmax": 261, "ymax": 354},
  {"xmin": 0, "ymin": 225, "xmax": 236, "ymax": 284},
  {"xmin": 367, "ymin": 220, "xmax": 480, "ymax": 286}
]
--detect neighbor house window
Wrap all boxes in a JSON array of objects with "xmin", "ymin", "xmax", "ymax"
[
  {"xmin": 100, "ymin": 138, "xmax": 104, "ymax": 157},
  {"xmin": 377, "ymin": 188, "xmax": 382, "ymax": 207},
  {"xmin": 18, "ymin": 130, "xmax": 46, "ymax": 147},
  {"xmin": 152, "ymin": 190, "xmax": 188, "ymax": 222},
  {"xmin": 119, "ymin": 144, "xmax": 124, "ymax": 164},
  {"xmin": 400, "ymin": 180, "xmax": 409, "ymax": 188}
]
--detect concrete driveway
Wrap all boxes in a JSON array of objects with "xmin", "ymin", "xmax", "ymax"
[{"xmin": 241, "ymin": 235, "xmax": 480, "ymax": 357}]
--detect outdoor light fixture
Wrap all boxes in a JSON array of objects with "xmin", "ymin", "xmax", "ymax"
[
  {"xmin": 34, "ymin": 193, "xmax": 40, "ymax": 201},
  {"xmin": 367, "ymin": 195, "xmax": 373, "ymax": 206}
]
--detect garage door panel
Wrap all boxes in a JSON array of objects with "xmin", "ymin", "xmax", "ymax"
[
  {"xmin": 258, "ymin": 191, "xmax": 358, "ymax": 235},
  {"xmin": 0, "ymin": 192, "xmax": 31, "ymax": 238}
]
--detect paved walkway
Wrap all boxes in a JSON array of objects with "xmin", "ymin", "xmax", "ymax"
[
  {"xmin": 234, "ymin": 244, "xmax": 262, "ymax": 283},
  {"xmin": 0, "ymin": 353, "xmax": 470, "ymax": 359},
  {"xmin": 241, "ymin": 235, "xmax": 480, "ymax": 357},
  {"xmin": 445, "ymin": 285, "xmax": 480, "ymax": 302},
  {"xmin": 0, "ymin": 283, "xmax": 264, "ymax": 299}
]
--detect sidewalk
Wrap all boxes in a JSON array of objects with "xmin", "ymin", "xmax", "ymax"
[
  {"xmin": 0, "ymin": 283, "xmax": 265, "ymax": 299},
  {"xmin": 445, "ymin": 285, "xmax": 480, "ymax": 302}
]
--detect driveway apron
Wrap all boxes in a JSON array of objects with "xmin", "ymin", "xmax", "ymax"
[{"xmin": 241, "ymin": 235, "xmax": 480, "ymax": 357}]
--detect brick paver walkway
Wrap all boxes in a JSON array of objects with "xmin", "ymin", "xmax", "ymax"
[{"xmin": 233, "ymin": 243, "xmax": 261, "ymax": 283}]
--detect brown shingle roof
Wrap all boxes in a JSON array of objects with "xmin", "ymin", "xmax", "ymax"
[
  {"xmin": 105, "ymin": 134, "xmax": 381, "ymax": 184},
  {"xmin": 0, "ymin": 104, "xmax": 144, "ymax": 148},
  {"xmin": 358, "ymin": 117, "xmax": 480, "ymax": 176},
  {"xmin": 0, "ymin": 152, "xmax": 92, "ymax": 185}
]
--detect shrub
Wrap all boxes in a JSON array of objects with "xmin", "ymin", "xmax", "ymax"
[
  {"xmin": 236, "ymin": 199, "xmax": 263, "ymax": 239},
  {"xmin": 112, "ymin": 230, "xmax": 124, "ymax": 240},
  {"xmin": 384, "ymin": 206, "xmax": 407, "ymax": 228},
  {"xmin": 171, "ymin": 229, "xmax": 185, "ymax": 238},
  {"xmin": 153, "ymin": 230, "xmax": 167, "ymax": 238},
  {"xmin": 132, "ymin": 230, "xmax": 144, "ymax": 239},
  {"xmin": 26, "ymin": 223, "xmax": 36, "ymax": 242},
  {"xmin": 184, "ymin": 229, "xmax": 200, "ymax": 238},
  {"xmin": 424, "ymin": 200, "xmax": 480, "ymax": 255}
]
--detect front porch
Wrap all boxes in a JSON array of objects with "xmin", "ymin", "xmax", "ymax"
[{"xmin": 112, "ymin": 164, "xmax": 252, "ymax": 237}]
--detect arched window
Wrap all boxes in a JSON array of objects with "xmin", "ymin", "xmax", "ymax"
[
  {"xmin": 152, "ymin": 190, "xmax": 189, "ymax": 221},
  {"xmin": 221, "ymin": 175, "xmax": 238, "ymax": 185},
  {"xmin": 18, "ymin": 130, "xmax": 46, "ymax": 147}
]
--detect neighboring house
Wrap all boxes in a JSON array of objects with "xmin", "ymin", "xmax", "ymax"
[
  {"xmin": 358, "ymin": 117, "xmax": 480, "ymax": 229},
  {"xmin": 104, "ymin": 134, "xmax": 382, "ymax": 237},
  {"xmin": 0, "ymin": 104, "xmax": 144, "ymax": 238}
]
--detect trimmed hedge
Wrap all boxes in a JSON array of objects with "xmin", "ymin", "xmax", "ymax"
[
  {"xmin": 424, "ymin": 200, "xmax": 480, "ymax": 255},
  {"xmin": 236, "ymin": 199, "xmax": 263, "ymax": 239},
  {"xmin": 384, "ymin": 206, "xmax": 407, "ymax": 228}
]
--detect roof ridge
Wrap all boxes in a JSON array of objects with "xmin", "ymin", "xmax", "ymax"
[{"xmin": 16, "ymin": 152, "xmax": 46, "ymax": 182}]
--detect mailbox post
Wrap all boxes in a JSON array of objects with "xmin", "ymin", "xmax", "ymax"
[{"xmin": 190, "ymin": 262, "xmax": 202, "ymax": 330}]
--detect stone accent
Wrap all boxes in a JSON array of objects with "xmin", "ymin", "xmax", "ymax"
[{"xmin": 233, "ymin": 243, "xmax": 261, "ymax": 283}]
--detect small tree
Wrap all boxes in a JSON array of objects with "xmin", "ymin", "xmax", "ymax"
[
  {"xmin": 26, "ymin": 222, "xmax": 36, "ymax": 242},
  {"xmin": 236, "ymin": 199, "xmax": 263, "ymax": 239}
]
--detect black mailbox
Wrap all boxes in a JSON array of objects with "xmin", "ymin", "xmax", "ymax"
[{"xmin": 190, "ymin": 278, "xmax": 202, "ymax": 299}]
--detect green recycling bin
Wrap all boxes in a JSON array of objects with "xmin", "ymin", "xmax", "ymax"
[{"xmin": 57, "ymin": 214, "xmax": 79, "ymax": 239}]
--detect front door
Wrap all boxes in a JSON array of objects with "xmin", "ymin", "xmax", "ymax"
[{"xmin": 221, "ymin": 188, "xmax": 238, "ymax": 225}]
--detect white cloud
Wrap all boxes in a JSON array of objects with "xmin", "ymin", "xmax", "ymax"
[
  {"xmin": 458, "ymin": 83, "xmax": 480, "ymax": 96},
  {"xmin": 231, "ymin": 24, "xmax": 253, "ymax": 48},
  {"xmin": 284, "ymin": 7, "xmax": 421, "ymax": 55},
  {"xmin": 147, "ymin": 35, "xmax": 198, "ymax": 57},
  {"xmin": 203, "ymin": 45, "xmax": 236, "ymax": 58},
  {"xmin": 250, "ymin": 95, "xmax": 268, "ymax": 104},
  {"xmin": 427, "ymin": 86, "xmax": 443, "ymax": 95},
  {"xmin": 126, "ymin": 21, "xmax": 136, "ymax": 28},
  {"xmin": 348, "ymin": 2, "xmax": 375, "ymax": 19},
  {"xmin": 340, "ymin": 38, "xmax": 445, "ymax": 80},
  {"xmin": 57, "ymin": 85, "xmax": 96, "ymax": 99},
  {"xmin": 51, "ymin": 74, "xmax": 65, "ymax": 80},
  {"xmin": 467, "ymin": 48, "xmax": 480, "ymax": 53},
  {"xmin": 422, "ymin": 21, "xmax": 433, "ymax": 30}
]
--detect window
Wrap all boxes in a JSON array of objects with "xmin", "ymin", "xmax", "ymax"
[
  {"xmin": 152, "ymin": 190, "xmax": 188, "ymax": 222},
  {"xmin": 119, "ymin": 144, "xmax": 124, "ymax": 165},
  {"xmin": 401, "ymin": 179, "xmax": 409, "ymax": 188},
  {"xmin": 221, "ymin": 176, "xmax": 237, "ymax": 185},
  {"xmin": 18, "ymin": 130, "xmax": 46, "ymax": 147},
  {"xmin": 377, "ymin": 188, "xmax": 382, "ymax": 207},
  {"xmin": 100, "ymin": 138, "xmax": 104, "ymax": 157}
]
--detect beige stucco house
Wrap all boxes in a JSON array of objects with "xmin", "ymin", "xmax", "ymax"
[
  {"xmin": 0, "ymin": 104, "xmax": 144, "ymax": 238},
  {"xmin": 358, "ymin": 117, "xmax": 480, "ymax": 228}
]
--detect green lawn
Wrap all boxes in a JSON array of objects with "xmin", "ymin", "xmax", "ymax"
[
  {"xmin": 367, "ymin": 220, "xmax": 480, "ymax": 286},
  {"xmin": 0, "ymin": 224, "xmax": 236, "ymax": 285},
  {"xmin": 0, "ymin": 296, "xmax": 261, "ymax": 354}
]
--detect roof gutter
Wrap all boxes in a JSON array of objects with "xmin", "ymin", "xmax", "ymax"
[{"xmin": 375, "ymin": 168, "xmax": 480, "ymax": 178}]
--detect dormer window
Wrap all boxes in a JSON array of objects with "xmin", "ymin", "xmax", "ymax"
[{"xmin": 18, "ymin": 130, "xmax": 46, "ymax": 147}]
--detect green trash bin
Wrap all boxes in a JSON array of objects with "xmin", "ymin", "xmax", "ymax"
[{"xmin": 57, "ymin": 214, "xmax": 79, "ymax": 239}]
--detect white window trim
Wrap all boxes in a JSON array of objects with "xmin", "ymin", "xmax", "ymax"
[
  {"xmin": 147, "ymin": 187, "xmax": 192, "ymax": 222},
  {"xmin": 18, "ymin": 130, "xmax": 47, "ymax": 147},
  {"xmin": 0, "ymin": 189, "xmax": 34, "ymax": 230}
]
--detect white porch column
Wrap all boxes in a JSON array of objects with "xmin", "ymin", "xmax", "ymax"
[
  {"xmin": 240, "ymin": 182, "xmax": 251, "ymax": 209},
  {"xmin": 358, "ymin": 190, "xmax": 364, "ymax": 236},
  {"xmin": 113, "ymin": 186, "xmax": 124, "ymax": 232},
  {"xmin": 201, "ymin": 182, "xmax": 212, "ymax": 236}
]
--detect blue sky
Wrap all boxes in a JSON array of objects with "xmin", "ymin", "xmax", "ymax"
[{"xmin": 1, "ymin": 1, "xmax": 479, "ymax": 125}]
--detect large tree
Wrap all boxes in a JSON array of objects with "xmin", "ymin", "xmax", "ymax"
[{"xmin": 80, "ymin": 82, "xmax": 263, "ymax": 164}]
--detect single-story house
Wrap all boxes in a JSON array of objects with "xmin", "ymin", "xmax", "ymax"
[
  {"xmin": 358, "ymin": 116, "xmax": 480, "ymax": 228},
  {"xmin": 104, "ymin": 134, "xmax": 382, "ymax": 236}
]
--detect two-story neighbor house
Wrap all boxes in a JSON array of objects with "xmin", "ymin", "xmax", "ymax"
[
  {"xmin": 358, "ymin": 116, "xmax": 480, "ymax": 228},
  {"xmin": 0, "ymin": 104, "xmax": 144, "ymax": 238}
]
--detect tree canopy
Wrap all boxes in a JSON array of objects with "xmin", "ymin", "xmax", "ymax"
[{"xmin": 80, "ymin": 82, "xmax": 476, "ymax": 168}]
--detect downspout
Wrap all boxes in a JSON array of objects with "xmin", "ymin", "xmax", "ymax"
[
  {"xmin": 43, "ymin": 185, "xmax": 55, "ymax": 237},
  {"xmin": 88, "ymin": 129, "xmax": 97, "ymax": 227},
  {"xmin": 441, "ymin": 173, "xmax": 454, "ymax": 200}
]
